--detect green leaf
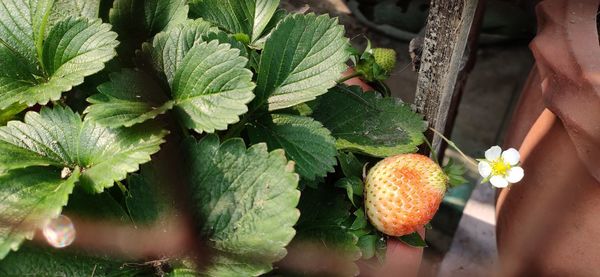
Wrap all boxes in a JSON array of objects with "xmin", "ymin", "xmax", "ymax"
[
  {"xmin": 110, "ymin": 0, "xmax": 188, "ymax": 35},
  {"xmin": 42, "ymin": 17, "xmax": 117, "ymax": 81},
  {"xmin": 50, "ymin": 0, "xmax": 101, "ymax": 23},
  {"xmin": 248, "ymin": 114, "xmax": 337, "ymax": 181},
  {"xmin": 0, "ymin": 16, "xmax": 118, "ymax": 109},
  {"xmin": 295, "ymin": 186, "xmax": 361, "ymax": 259},
  {"xmin": 172, "ymin": 41, "xmax": 255, "ymax": 133},
  {"xmin": 84, "ymin": 69, "xmax": 173, "ymax": 128},
  {"xmin": 185, "ymin": 135, "xmax": 300, "ymax": 276},
  {"xmin": 64, "ymin": 187, "xmax": 131, "ymax": 223},
  {"xmin": 338, "ymin": 151, "xmax": 364, "ymax": 178},
  {"xmin": 109, "ymin": 0, "xmax": 188, "ymax": 58},
  {"xmin": 0, "ymin": 0, "xmax": 53, "ymax": 70},
  {"xmin": 398, "ymin": 232, "xmax": 427, "ymax": 248},
  {"xmin": 0, "ymin": 244, "xmax": 151, "ymax": 276},
  {"xmin": 146, "ymin": 19, "xmax": 218, "ymax": 85},
  {"xmin": 189, "ymin": 0, "xmax": 280, "ymax": 43},
  {"xmin": 254, "ymin": 13, "xmax": 349, "ymax": 111},
  {"xmin": 232, "ymin": 33, "xmax": 250, "ymax": 44},
  {"xmin": 356, "ymin": 235, "xmax": 378, "ymax": 260},
  {"xmin": 350, "ymin": 209, "xmax": 368, "ymax": 230},
  {"xmin": 375, "ymin": 234, "xmax": 387, "ymax": 262},
  {"xmin": 300, "ymin": 176, "xmax": 324, "ymax": 190},
  {"xmin": 313, "ymin": 85, "xmax": 427, "ymax": 157},
  {"xmin": 348, "ymin": 221, "xmax": 387, "ymax": 262},
  {"xmin": 0, "ymin": 43, "xmax": 36, "ymax": 84},
  {"xmin": 167, "ymin": 266, "xmax": 198, "ymax": 277},
  {"xmin": 248, "ymin": 49, "xmax": 261, "ymax": 72},
  {"xmin": 334, "ymin": 176, "xmax": 363, "ymax": 205},
  {"xmin": 250, "ymin": 9, "xmax": 287, "ymax": 49},
  {"xmin": 443, "ymin": 158, "xmax": 468, "ymax": 188},
  {"xmin": 202, "ymin": 31, "xmax": 249, "ymax": 59},
  {"xmin": 125, "ymin": 171, "xmax": 171, "ymax": 226},
  {"xmin": 286, "ymin": 101, "xmax": 317, "ymax": 117},
  {"xmin": 0, "ymin": 106, "xmax": 167, "ymax": 192},
  {"xmin": 0, "ymin": 167, "xmax": 80, "ymax": 259},
  {"xmin": 0, "ymin": 46, "xmax": 36, "ymax": 114},
  {"xmin": 0, "ymin": 103, "xmax": 27, "ymax": 126}
]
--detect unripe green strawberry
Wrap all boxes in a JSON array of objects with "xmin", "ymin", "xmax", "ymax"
[
  {"xmin": 364, "ymin": 154, "xmax": 447, "ymax": 236},
  {"xmin": 372, "ymin": 48, "xmax": 396, "ymax": 73}
]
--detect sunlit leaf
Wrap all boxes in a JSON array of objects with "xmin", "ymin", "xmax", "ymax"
[
  {"xmin": 0, "ymin": 16, "xmax": 118, "ymax": 109},
  {"xmin": 313, "ymin": 85, "xmax": 427, "ymax": 157},
  {"xmin": 189, "ymin": 0, "xmax": 280, "ymax": 43},
  {"xmin": 85, "ymin": 69, "xmax": 173, "ymax": 128},
  {"xmin": 254, "ymin": 13, "xmax": 349, "ymax": 111},
  {"xmin": 172, "ymin": 41, "xmax": 255, "ymax": 133},
  {"xmin": 248, "ymin": 114, "xmax": 337, "ymax": 181},
  {"xmin": 0, "ymin": 106, "xmax": 167, "ymax": 192}
]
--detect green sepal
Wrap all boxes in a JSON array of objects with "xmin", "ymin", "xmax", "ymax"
[{"xmin": 398, "ymin": 232, "xmax": 427, "ymax": 248}]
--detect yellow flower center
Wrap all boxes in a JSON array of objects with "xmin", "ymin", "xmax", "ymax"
[{"xmin": 491, "ymin": 159, "xmax": 511, "ymax": 176}]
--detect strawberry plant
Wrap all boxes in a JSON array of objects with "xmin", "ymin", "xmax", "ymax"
[{"xmin": 0, "ymin": 0, "xmax": 462, "ymax": 276}]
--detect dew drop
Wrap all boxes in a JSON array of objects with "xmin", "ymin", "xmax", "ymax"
[
  {"xmin": 43, "ymin": 215, "xmax": 75, "ymax": 248},
  {"xmin": 60, "ymin": 167, "xmax": 72, "ymax": 179}
]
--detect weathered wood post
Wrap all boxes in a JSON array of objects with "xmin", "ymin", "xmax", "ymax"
[{"xmin": 415, "ymin": 0, "xmax": 484, "ymax": 159}]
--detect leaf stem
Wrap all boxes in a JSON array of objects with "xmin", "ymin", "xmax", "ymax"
[
  {"xmin": 179, "ymin": 122, "xmax": 190, "ymax": 138},
  {"xmin": 116, "ymin": 180, "xmax": 128, "ymax": 195},
  {"xmin": 223, "ymin": 105, "xmax": 270, "ymax": 140},
  {"xmin": 336, "ymin": 72, "xmax": 362, "ymax": 84},
  {"xmin": 429, "ymin": 127, "xmax": 477, "ymax": 167},
  {"xmin": 223, "ymin": 116, "xmax": 249, "ymax": 140},
  {"xmin": 375, "ymin": 80, "xmax": 391, "ymax": 97},
  {"xmin": 229, "ymin": 70, "xmax": 361, "ymax": 140},
  {"xmin": 422, "ymin": 137, "xmax": 439, "ymax": 165},
  {"xmin": 335, "ymin": 84, "xmax": 381, "ymax": 112}
]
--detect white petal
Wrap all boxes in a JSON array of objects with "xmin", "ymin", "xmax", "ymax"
[
  {"xmin": 506, "ymin": 167, "xmax": 524, "ymax": 183},
  {"xmin": 490, "ymin": 175, "xmax": 509, "ymax": 188},
  {"xmin": 502, "ymin": 148, "xmax": 520, "ymax": 166},
  {"xmin": 485, "ymin": 146, "xmax": 502, "ymax": 161},
  {"xmin": 478, "ymin": 161, "xmax": 492, "ymax": 178}
]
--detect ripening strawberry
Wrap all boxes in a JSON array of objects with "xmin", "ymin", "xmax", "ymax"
[
  {"xmin": 372, "ymin": 48, "xmax": 396, "ymax": 73},
  {"xmin": 356, "ymin": 47, "xmax": 397, "ymax": 81},
  {"xmin": 364, "ymin": 154, "xmax": 447, "ymax": 236}
]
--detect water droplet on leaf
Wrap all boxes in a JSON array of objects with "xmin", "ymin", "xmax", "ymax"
[
  {"xmin": 43, "ymin": 215, "xmax": 76, "ymax": 248},
  {"xmin": 60, "ymin": 167, "xmax": 72, "ymax": 178}
]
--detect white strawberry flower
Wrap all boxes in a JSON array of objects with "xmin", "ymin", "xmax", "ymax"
[{"xmin": 478, "ymin": 146, "xmax": 524, "ymax": 188}]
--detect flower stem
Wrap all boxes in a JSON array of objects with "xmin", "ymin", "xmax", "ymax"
[{"xmin": 429, "ymin": 127, "xmax": 477, "ymax": 167}]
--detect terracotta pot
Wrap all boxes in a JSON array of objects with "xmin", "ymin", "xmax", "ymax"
[{"xmin": 496, "ymin": 0, "xmax": 600, "ymax": 275}]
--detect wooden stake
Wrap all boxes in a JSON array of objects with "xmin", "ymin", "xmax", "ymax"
[{"xmin": 414, "ymin": 0, "xmax": 482, "ymax": 159}]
